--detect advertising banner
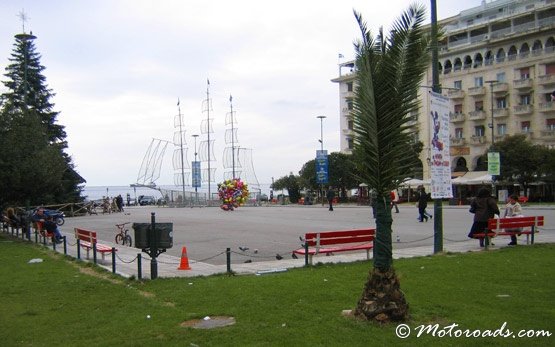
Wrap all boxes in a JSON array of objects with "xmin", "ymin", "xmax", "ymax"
[
  {"xmin": 315, "ymin": 150, "xmax": 328, "ymax": 184},
  {"xmin": 429, "ymin": 92, "xmax": 453, "ymax": 199}
]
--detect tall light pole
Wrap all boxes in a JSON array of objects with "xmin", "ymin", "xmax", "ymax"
[
  {"xmin": 430, "ymin": 0, "xmax": 443, "ymax": 254},
  {"xmin": 192, "ymin": 134, "xmax": 199, "ymax": 203},
  {"xmin": 317, "ymin": 115, "xmax": 326, "ymax": 205},
  {"xmin": 317, "ymin": 115, "xmax": 326, "ymax": 151},
  {"xmin": 486, "ymin": 79, "xmax": 498, "ymax": 144}
]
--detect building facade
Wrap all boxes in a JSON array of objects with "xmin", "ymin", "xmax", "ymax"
[{"xmin": 332, "ymin": 0, "xmax": 555, "ymax": 180}]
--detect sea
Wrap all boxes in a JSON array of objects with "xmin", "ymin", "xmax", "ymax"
[{"xmin": 83, "ymin": 184, "xmax": 273, "ymax": 201}]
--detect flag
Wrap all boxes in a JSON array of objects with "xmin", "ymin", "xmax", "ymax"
[
  {"xmin": 229, "ymin": 94, "xmax": 232, "ymax": 102},
  {"xmin": 207, "ymin": 78, "xmax": 210, "ymax": 85},
  {"xmin": 177, "ymin": 98, "xmax": 180, "ymax": 106},
  {"xmin": 338, "ymin": 53, "xmax": 344, "ymax": 58}
]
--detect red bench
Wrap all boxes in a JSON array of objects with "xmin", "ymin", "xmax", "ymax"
[
  {"xmin": 471, "ymin": 216, "xmax": 544, "ymax": 248},
  {"xmin": 74, "ymin": 228, "xmax": 117, "ymax": 261},
  {"xmin": 293, "ymin": 228, "xmax": 375, "ymax": 265}
]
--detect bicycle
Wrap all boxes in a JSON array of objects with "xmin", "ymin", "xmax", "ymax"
[{"xmin": 115, "ymin": 222, "xmax": 132, "ymax": 247}]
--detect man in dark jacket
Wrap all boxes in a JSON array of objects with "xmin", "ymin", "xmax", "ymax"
[{"xmin": 326, "ymin": 186, "xmax": 335, "ymax": 211}]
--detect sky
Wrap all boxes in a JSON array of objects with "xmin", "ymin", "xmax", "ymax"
[{"xmin": 0, "ymin": 0, "xmax": 482, "ymax": 189}]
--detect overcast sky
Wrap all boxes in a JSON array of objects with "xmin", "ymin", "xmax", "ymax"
[{"xmin": 0, "ymin": 0, "xmax": 481, "ymax": 188}]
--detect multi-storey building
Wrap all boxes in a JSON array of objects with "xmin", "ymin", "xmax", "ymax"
[{"xmin": 332, "ymin": 0, "xmax": 555, "ymax": 180}]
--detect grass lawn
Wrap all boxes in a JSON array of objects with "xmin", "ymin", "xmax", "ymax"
[{"xmin": 0, "ymin": 233, "xmax": 553, "ymax": 346}]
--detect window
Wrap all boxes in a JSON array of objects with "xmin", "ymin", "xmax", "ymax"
[
  {"xmin": 520, "ymin": 94, "xmax": 531, "ymax": 105},
  {"xmin": 454, "ymin": 80, "xmax": 462, "ymax": 89},
  {"xmin": 496, "ymin": 72, "xmax": 506, "ymax": 83},
  {"xmin": 475, "ymin": 125, "xmax": 485, "ymax": 136},
  {"xmin": 347, "ymin": 82, "xmax": 353, "ymax": 92},
  {"xmin": 519, "ymin": 67, "xmax": 530, "ymax": 79},
  {"xmin": 521, "ymin": 121, "xmax": 530, "ymax": 132},
  {"xmin": 455, "ymin": 128, "xmax": 463, "ymax": 138},
  {"xmin": 347, "ymin": 100, "xmax": 353, "ymax": 110},
  {"xmin": 454, "ymin": 104, "xmax": 463, "ymax": 114},
  {"xmin": 547, "ymin": 119, "xmax": 555, "ymax": 130},
  {"xmin": 546, "ymin": 63, "xmax": 555, "ymax": 75},
  {"xmin": 347, "ymin": 119, "xmax": 354, "ymax": 130},
  {"xmin": 497, "ymin": 123, "xmax": 507, "ymax": 135},
  {"xmin": 496, "ymin": 97, "xmax": 507, "ymax": 109},
  {"xmin": 347, "ymin": 137, "xmax": 354, "ymax": 150},
  {"xmin": 474, "ymin": 77, "xmax": 483, "ymax": 87},
  {"xmin": 475, "ymin": 101, "xmax": 484, "ymax": 111}
]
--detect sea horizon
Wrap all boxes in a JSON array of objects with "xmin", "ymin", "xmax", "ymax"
[{"xmin": 83, "ymin": 183, "xmax": 273, "ymax": 201}]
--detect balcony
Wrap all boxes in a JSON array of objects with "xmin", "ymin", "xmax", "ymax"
[
  {"xmin": 520, "ymin": 131, "xmax": 534, "ymax": 140},
  {"xmin": 470, "ymin": 135, "xmax": 487, "ymax": 145},
  {"xmin": 513, "ymin": 104, "xmax": 533, "ymax": 116},
  {"xmin": 538, "ymin": 74, "xmax": 555, "ymax": 86},
  {"xmin": 492, "ymin": 83, "xmax": 509, "ymax": 94},
  {"xmin": 450, "ymin": 137, "xmax": 466, "ymax": 146},
  {"xmin": 540, "ymin": 129, "xmax": 555, "ymax": 139},
  {"xmin": 468, "ymin": 86, "xmax": 485, "ymax": 96},
  {"xmin": 448, "ymin": 89, "xmax": 465, "ymax": 99},
  {"xmin": 468, "ymin": 110, "xmax": 486, "ymax": 120},
  {"xmin": 513, "ymin": 78, "xmax": 533, "ymax": 91},
  {"xmin": 538, "ymin": 102, "xmax": 555, "ymax": 113},
  {"xmin": 493, "ymin": 108, "xmax": 510, "ymax": 118},
  {"xmin": 449, "ymin": 112, "xmax": 465, "ymax": 122}
]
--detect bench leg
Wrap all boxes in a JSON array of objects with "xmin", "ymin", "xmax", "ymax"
[{"xmin": 309, "ymin": 254, "xmax": 313, "ymax": 266}]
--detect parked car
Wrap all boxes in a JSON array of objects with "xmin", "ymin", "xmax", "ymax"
[{"xmin": 138, "ymin": 196, "xmax": 156, "ymax": 206}]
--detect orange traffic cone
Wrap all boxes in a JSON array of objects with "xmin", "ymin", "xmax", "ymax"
[{"xmin": 178, "ymin": 246, "xmax": 191, "ymax": 270}]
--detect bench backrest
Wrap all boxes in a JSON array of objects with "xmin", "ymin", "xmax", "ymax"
[
  {"xmin": 305, "ymin": 229, "xmax": 375, "ymax": 247},
  {"xmin": 74, "ymin": 228, "xmax": 97, "ymax": 244},
  {"xmin": 488, "ymin": 216, "xmax": 544, "ymax": 231}
]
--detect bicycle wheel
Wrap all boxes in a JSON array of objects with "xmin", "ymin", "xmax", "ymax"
[
  {"xmin": 124, "ymin": 234, "xmax": 132, "ymax": 247},
  {"xmin": 115, "ymin": 234, "xmax": 124, "ymax": 245}
]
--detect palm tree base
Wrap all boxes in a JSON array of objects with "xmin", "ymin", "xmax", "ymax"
[{"xmin": 354, "ymin": 267, "xmax": 409, "ymax": 323}]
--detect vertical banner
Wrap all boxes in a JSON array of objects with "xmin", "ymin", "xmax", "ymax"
[
  {"xmin": 429, "ymin": 92, "xmax": 453, "ymax": 199},
  {"xmin": 487, "ymin": 152, "xmax": 500, "ymax": 175},
  {"xmin": 315, "ymin": 150, "xmax": 328, "ymax": 184},
  {"xmin": 192, "ymin": 161, "xmax": 201, "ymax": 188}
]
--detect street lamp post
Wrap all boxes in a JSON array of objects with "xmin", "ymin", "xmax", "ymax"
[
  {"xmin": 486, "ymin": 79, "xmax": 498, "ymax": 144},
  {"xmin": 316, "ymin": 116, "xmax": 326, "ymax": 205},
  {"xmin": 192, "ymin": 134, "xmax": 199, "ymax": 204},
  {"xmin": 317, "ymin": 115, "xmax": 326, "ymax": 152}
]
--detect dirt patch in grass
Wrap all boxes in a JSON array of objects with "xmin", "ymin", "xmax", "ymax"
[{"xmin": 180, "ymin": 316, "xmax": 236, "ymax": 329}]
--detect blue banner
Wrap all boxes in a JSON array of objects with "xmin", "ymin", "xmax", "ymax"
[
  {"xmin": 315, "ymin": 150, "xmax": 328, "ymax": 184},
  {"xmin": 192, "ymin": 161, "xmax": 201, "ymax": 188}
]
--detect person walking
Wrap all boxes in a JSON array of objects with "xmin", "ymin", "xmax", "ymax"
[
  {"xmin": 390, "ymin": 190, "xmax": 399, "ymax": 213},
  {"xmin": 504, "ymin": 194, "xmax": 523, "ymax": 246},
  {"xmin": 326, "ymin": 186, "xmax": 335, "ymax": 211},
  {"xmin": 468, "ymin": 187, "xmax": 500, "ymax": 247},
  {"xmin": 417, "ymin": 186, "xmax": 429, "ymax": 222}
]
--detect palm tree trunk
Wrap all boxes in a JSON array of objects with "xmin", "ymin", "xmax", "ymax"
[{"xmin": 354, "ymin": 193, "xmax": 409, "ymax": 322}]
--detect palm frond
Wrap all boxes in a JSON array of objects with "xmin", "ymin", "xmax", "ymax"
[{"xmin": 352, "ymin": 4, "xmax": 429, "ymax": 195}]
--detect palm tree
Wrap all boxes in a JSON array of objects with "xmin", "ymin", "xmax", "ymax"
[{"xmin": 351, "ymin": 5, "xmax": 430, "ymax": 322}]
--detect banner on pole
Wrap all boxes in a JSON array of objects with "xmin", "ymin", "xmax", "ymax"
[
  {"xmin": 488, "ymin": 152, "xmax": 500, "ymax": 175},
  {"xmin": 192, "ymin": 161, "xmax": 201, "ymax": 188},
  {"xmin": 429, "ymin": 92, "xmax": 453, "ymax": 199},
  {"xmin": 315, "ymin": 150, "xmax": 328, "ymax": 184}
]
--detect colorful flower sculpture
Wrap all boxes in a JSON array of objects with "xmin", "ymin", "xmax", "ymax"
[{"xmin": 217, "ymin": 178, "xmax": 249, "ymax": 211}]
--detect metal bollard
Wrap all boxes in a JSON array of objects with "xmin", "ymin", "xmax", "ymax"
[
  {"xmin": 304, "ymin": 242, "xmax": 309, "ymax": 266},
  {"xmin": 226, "ymin": 247, "xmax": 231, "ymax": 274},
  {"xmin": 112, "ymin": 248, "xmax": 116, "ymax": 273},
  {"xmin": 137, "ymin": 254, "xmax": 142, "ymax": 280}
]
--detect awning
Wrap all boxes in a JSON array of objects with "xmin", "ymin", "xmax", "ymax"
[{"xmin": 452, "ymin": 171, "xmax": 492, "ymax": 185}]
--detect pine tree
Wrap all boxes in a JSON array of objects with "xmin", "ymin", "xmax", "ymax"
[{"xmin": 0, "ymin": 31, "xmax": 84, "ymax": 208}]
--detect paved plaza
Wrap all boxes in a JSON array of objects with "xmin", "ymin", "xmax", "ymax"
[{"xmin": 19, "ymin": 204, "xmax": 555, "ymax": 279}]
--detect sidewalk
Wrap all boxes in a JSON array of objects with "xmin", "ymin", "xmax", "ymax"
[
  {"xmin": 10, "ymin": 226, "xmax": 553, "ymax": 280},
  {"xmin": 5, "ymin": 204, "xmax": 553, "ymax": 279}
]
